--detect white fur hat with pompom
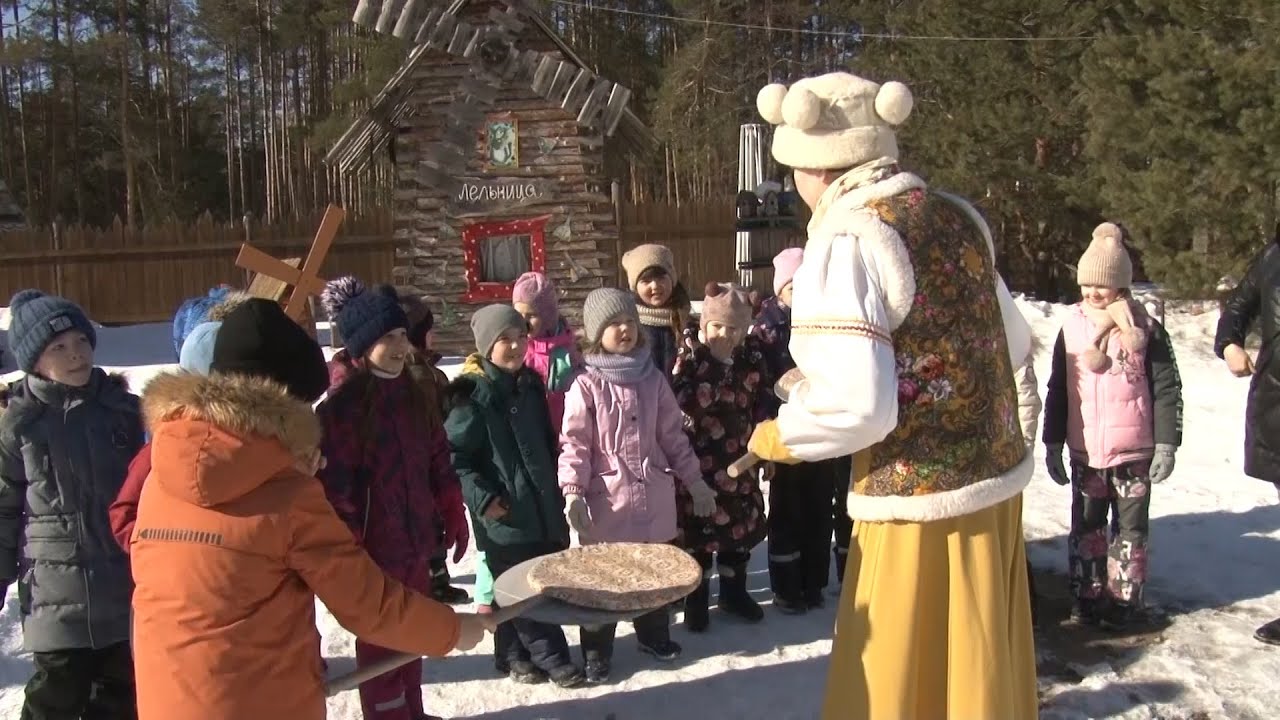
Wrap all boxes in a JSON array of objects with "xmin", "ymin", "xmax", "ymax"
[{"xmin": 756, "ymin": 72, "xmax": 913, "ymax": 170}]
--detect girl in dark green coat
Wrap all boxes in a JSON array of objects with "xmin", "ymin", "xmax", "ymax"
[{"xmin": 445, "ymin": 304, "xmax": 582, "ymax": 688}]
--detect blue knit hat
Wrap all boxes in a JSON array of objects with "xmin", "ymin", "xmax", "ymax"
[
  {"xmin": 178, "ymin": 321, "xmax": 220, "ymax": 375},
  {"xmin": 172, "ymin": 285, "xmax": 232, "ymax": 358},
  {"xmin": 321, "ymin": 276, "xmax": 408, "ymax": 360},
  {"xmin": 8, "ymin": 289, "xmax": 97, "ymax": 373}
]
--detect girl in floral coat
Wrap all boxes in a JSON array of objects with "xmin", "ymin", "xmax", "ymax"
[
  {"xmin": 673, "ymin": 283, "xmax": 775, "ymax": 632},
  {"xmin": 1043, "ymin": 224, "xmax": 1183, "ymax": 630},
  {"xmin": 316, "ymin": 277, "xmax": 470, "ymax": 720}
]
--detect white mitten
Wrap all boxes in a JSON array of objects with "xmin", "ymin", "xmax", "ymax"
[
  {"xmin": 565, "ymin": 494, "xmax": 593, "ymax": 535},
  {"xmin": 686, "ymin": 480, "xmax": 718, "ymax": 518}
]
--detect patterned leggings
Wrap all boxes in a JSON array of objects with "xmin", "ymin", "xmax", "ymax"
[{"xmin": 1068, "ymin": 459, "xmax": 1152, "ymax": 607}]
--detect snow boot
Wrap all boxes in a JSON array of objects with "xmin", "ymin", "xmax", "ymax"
[
  {"xmin": 430, "ymin": 566, "xmax": 472, "ymax": 605},
  {"xmin": 547, "ymin": 663, "xmax": 586, "ymax": 689},
  {"xmin": 684, "ymin": 579, "xmax": 711, "ymax": 632},
  {"xmin": 1069, "ymin": 598, "xmax": 1102, "ymax": 627},
  {"xmin": 1254, "ymin": 617, "xmax": 1280, "ymax": 646},
  {"xmin": 584, "ymin": 656, "xmax": 611, "ymax": 685},
  {"xmin": 773, "ymin": 593, "xmax": 807, "ymax": 615},
  {"xmin": 1099, "ymin": 602, "xmax": 1137, "ymax": 631},
  {"xmin": 803, "ymin": 589, "xmax": 826, "ymax": 610},
  {"xmin": 717, "ymin": 563, "xmax": 764, "ymax": 623},
  {"xmin": 507, "ymin": 660, "xmax": 548, "ymax": 685},
  {"xmin": 638, "ymin": 638, "xmax": 683, "ymax": 662}
]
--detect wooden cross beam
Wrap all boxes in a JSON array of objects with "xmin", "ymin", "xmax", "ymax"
[{"xmin": 235, "ymin": 204, "xmax": 344, "ymax": 321}]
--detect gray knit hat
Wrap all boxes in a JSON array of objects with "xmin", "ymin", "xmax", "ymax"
[
  {"xmin": 583, "ymin": 288, "xmax": 638, "ymax": 343},
  {"xmin": 471, "ymin": 304, "xmax": 526, "ymax": 356}
]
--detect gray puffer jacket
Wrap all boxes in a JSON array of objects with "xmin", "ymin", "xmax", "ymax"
[{"xmin": 0, "ymin": 368, "xmax": 144, "ymax": 652}]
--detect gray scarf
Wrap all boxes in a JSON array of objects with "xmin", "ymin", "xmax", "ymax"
[{"xmin": 584, "ymin": 346, "xmax": 654, "ymax": 385}]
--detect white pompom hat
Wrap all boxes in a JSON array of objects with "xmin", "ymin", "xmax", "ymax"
[{"xmin": 756, "ymin": 71, "xmax": 914, "ymax": 170}]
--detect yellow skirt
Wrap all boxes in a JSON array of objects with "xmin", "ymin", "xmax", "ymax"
[{"xmin": 822, "ymin": 494, "xmax": 1038, "ymax": 720}]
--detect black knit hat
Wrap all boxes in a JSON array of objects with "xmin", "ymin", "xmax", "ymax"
[{"xmin": 211, "ymin": 298, "xmax": 329, "ymax": 403}]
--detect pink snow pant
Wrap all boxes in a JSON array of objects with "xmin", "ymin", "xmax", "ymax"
[{"xmin": 356, "ymin": 640, "xmax": 425, "ymax": 720}]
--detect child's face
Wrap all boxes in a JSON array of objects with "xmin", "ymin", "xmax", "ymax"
[
  {"xmin": 600, "ymin": 316, "xmax": 638, "ymax": 354},
  {"xmin": 1080, "ymin": 285, "xmax": 1122, "ymax": 310},
  {"xmin": 513, "ymin": 302, "xmax": 544, "ymax": 337},
  {"xmin": 703, "ymin": 321, "xmax": 745, "ymax": 351},
  {"xmin": 489, "ymin": 327, "xmax": 528, "ymax": 373},
  {"xmin": 34, "ymin": 330, "xmax": 94, "ymax": 387},
  {"xmin": 636, "ymin": 271, "xmax": 673, "ymax": 308},
  {"xmin": 778, "ymin": 282, "xmax": 794, "ymax": 308},
  {"xmin": 367, "ymin": 328, "xmax": 411, "ymax": 376}
]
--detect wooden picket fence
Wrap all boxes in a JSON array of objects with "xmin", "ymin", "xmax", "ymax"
[
  {"xmin": 0, "ymin": 211, "xmax": 398, "ymax": 324},
  {"xmin": 0, "ymin": 199, "xmax": 765, "ymax": 327}
]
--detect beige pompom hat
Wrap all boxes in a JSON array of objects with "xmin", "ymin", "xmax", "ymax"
[
  {"xmin": 756, "ymin": 71, "xmax": 914, "ymax": 170},
  {"xmin": 1077, "ymin": 222, "xmax": 1134, "ymax": 289}
]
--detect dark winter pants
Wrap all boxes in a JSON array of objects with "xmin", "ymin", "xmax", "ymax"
[
  {"xmin": 22, "ymin": 642, "xmax": 136, "ymax": 720},
  {"xmin": 1068, "ymin": 459, "xmax": 1152, "ymax": 607},
  {"xmin": 487, "ymin": 548, "xmax": 573, "ymax": 672},
  {"xmin": 579, "ymin": 608, "xmax": 671, "ymax": 661},
  {"xmin": 768, "ymin": 459, "xmax": 836, "ymax": 600},
  {"xmin": 355, "ymin": 641, "xmax": 425, "ymax": 720},
  {"xmin": 830, "ymin": 456, "xmax": 854, "ymax": 584}
]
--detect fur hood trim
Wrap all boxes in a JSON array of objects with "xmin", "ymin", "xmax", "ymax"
[
  {"xmin": 204, "ymin": 291, "xmax": 254, "ymax": 323},
  {"xmin": 142, "ymin": 371, "xmax": 321, "ymax": 458}
]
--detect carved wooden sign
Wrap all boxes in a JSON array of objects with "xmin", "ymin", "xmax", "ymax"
[{"xmin": 447, "ymin": 176, "xmax": 554, "ymax": 217}]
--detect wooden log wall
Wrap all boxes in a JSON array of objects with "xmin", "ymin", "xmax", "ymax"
[{"xmin": 392, "ymin": 2, "xmax": 622, "ymax": 354}]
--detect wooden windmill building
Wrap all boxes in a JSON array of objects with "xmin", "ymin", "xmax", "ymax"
[{"xmin": 328, "ymin": 0, "xmax": 653, "ymax": 352}]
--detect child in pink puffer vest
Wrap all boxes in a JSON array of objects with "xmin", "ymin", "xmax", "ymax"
[
  {"xmin": 512, "ymin": 272, "xmax": 581, "ymax": 429},
  {"xmin": 1042, "ymin": 223, "xmax": 1183, "ymax": 630},
  {"xmin": 558, "ymin": 288, "xmax": 717, "ymax": 685}
]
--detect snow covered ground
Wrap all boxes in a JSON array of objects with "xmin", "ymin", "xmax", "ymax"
[{"xmin": 0, "ymin": 299, "xmax": 1276, "ymax": 719}]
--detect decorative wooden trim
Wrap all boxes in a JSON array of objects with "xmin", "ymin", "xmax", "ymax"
[{"xmin": 460, "ymin": 214, "xmax": 550, "ymax": 303}]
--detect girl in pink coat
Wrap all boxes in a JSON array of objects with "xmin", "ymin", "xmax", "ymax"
[
  {"xmin": 558, "ymin": 288, "xmax": 718, "ymax": 685},
  {"xmin": 512, "ymin": 272, "xmax": 581, "ymax": 428},
  {"xmin": 1043, "ymin": 223, "xmax": 1183, "ymax": 630}
]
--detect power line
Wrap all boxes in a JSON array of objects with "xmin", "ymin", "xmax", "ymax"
[{"xmin": 547, "ymin": 0, "xmax": 1111, "ymax": 42}]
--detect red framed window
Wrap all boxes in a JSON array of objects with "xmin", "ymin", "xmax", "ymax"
[{"xmin": 460, "ymin": 215, "xmax": 549, "ymax": 303}]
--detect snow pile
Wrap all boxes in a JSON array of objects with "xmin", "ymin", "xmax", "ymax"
[{"xmin": 0, "ymin": 299, "xmax": 1274, "ymax": 719}]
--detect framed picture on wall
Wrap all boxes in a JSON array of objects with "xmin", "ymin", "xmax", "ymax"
[{"xmin": 485, "ymin": 115, "xmax": 519, "ymax": 170}]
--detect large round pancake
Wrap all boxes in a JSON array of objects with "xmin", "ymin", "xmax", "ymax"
[{"xmin": 525, "ymin": 543, "xmax": 702, "ymax": 612}]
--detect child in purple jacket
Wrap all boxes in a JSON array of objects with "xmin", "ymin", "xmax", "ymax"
[
  {"xmin": 316, "ymin": 277, "xmax": 469, "ymax": 720},
  {"xmin": 558, "ymin": 288, "xmax": 717, "ymax": 684}
]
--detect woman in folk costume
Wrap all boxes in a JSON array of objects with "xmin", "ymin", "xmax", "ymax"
[{"xmin": 746, "ymin": 71, "xmax": 1039, "ymax": 719}]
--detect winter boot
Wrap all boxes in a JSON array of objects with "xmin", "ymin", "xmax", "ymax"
[
  {"xmin": 1255, "ymin": 617, "xmax": 1280, "ymax": 646},
  {"xmin": 1099, "ymin": 602, "xmax": 1137, "ymax": 631},
  {"xmin": 508, "ymin": 660, "xmax": 548, "ymax": 685},
  {"xmin": 803, "ymin": 589, "xmax": 826, "ymax": 610},
  {"xmin": 547, "ymin": 663, "xmax": 586, "ymax": 689},
  {"xmin": 684, "ymin": 579, "xmax": 711, "ymax": 632},
  {"xmin": 430, "ymin": 566, "xmax": 472, "ymax": 605},
  {"xmin": 717, "ymin": 563, "xmax": 764, "ymax": 623},
  {"xmin": 1068, "ymin": 597, "xmax": 1102, "ymax": 627}
]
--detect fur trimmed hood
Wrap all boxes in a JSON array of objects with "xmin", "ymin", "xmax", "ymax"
[
  {"xmin": 142, "ymin": 371, "xmax": 320, "ymax": 507},
  {"xmin": 203, "ymin": 290, "xmax": 254, "ymax": 323}
]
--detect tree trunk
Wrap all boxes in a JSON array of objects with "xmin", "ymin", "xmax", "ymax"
[
  {"xmin": 117, "ymin": 0, "xmax": 138, "ymax": 226},
  {"xmin": 65, "ymin": 0, "xmax": 84, "ymax": 221}
]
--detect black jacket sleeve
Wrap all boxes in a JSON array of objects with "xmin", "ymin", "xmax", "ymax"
[
  {"xmin": 1215, "ymin": 248, "xmax": 1268, "ymax": 357},
  {"xmin": 1041, "ymin": 331, "xmax": 1068, "ymax": 446},
  {"xmin": 1146, "ymin": 320, "xmax": 1184, "ymax": 447}
]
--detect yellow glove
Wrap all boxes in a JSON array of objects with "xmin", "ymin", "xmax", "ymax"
[{"xmin": 747, "ymin": 420, "xmax": 800, "ymax": 465}]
